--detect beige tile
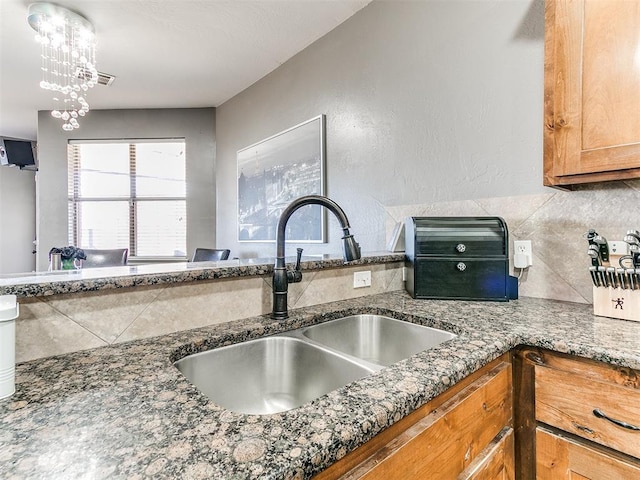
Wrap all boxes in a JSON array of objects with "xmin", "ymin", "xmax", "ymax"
[
  {"xmin": 475, "ymin": 193, "xmax": 554, "ymax": 231},
  {"xmin": 515, "ymin": 253, "xmax": 588, "ymax": 304},
  {"xmin": 514, "ymin": 182, "xmax": 640, "ymax": 302},
  {"xmin": 284, "ymin": 270, "xmax": 317, "ymax": 308},
  {"xmin": 292, "ymin": 264, "xmax": 403, "ymax": 309},
  {"xmin": 623, "ymin": 179, "xmax": 640, "ymax": 192},
  {"xmin": 44, "ymin": 285, "xmax": 163, "ymax": 343},
  {"xmin": 380, "ymin": 264, "xmax": 404, "ymax": 292},
  {"xmin": 15, "ymin": 298, "xmax": 106, "ymax": 362},
  {"xmin": 116, "ymin": 277, "xmax": 270, "ymax": 343}
]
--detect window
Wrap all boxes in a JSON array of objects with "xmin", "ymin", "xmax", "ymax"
[{"xmin": 67, "ymin": 140, "xmax": 187, "ymax": 259}]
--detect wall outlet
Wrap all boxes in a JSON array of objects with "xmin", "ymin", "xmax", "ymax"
[
  {"xmin": 513, "ymin": 240, "xmax": 533, "ymax": 268},
  {"xmin": 353, "ymin": 270, "xmax": 371, "ymax": 288}
]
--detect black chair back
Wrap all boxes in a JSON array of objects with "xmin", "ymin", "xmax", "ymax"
[
  {"xmin": 191, "ymin": 248, "xmax": 230, "ymax": 262},
  {"xmin": 83, "ymin": 248, "xmax": 129, "ymax": 268}
]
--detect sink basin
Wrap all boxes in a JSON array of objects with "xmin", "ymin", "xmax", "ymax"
[
  {"xmin": 302, "ymin": 314, "xmax": 457, "ymax": 366},
  {"xmin": 174, "ymin": 336, "xmax": 374, "ymax": 415},
  {"xmin": 175, "ymin": 314, "xmax": 456, "ymax": 414}
]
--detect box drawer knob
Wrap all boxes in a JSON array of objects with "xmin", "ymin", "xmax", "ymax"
[
  {"xmin": 456, "ymin": 243, "xmax": 466, "ymax": 253},
  {"xmin": 456, "ymin": 262, "xmax": 467, "ymax": 272},
  {"xmin": 593, "ymin": 408, "xmax": 640, "ymax": 431}
]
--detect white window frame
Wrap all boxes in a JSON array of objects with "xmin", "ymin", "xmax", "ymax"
[{"xmin": 67, "ymin": 138, "xmax": 187, "ymax": 261}]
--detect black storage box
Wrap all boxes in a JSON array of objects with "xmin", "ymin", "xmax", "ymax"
[{"xmin": 405, "ymin": 216, "xmax": 515, "ymax": 301}]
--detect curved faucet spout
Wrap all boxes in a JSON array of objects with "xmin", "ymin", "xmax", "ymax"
[{"xmin": 272, "ymin": 195, "xmax": 361, "ymax": 320}]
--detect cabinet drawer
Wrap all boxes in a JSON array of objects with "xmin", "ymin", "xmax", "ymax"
[
  {"xmin": 330, "ymin": 361, "xmax": 512, "ymax": 479},
  {"xmin": 536, "ymin": 427, "xmax": 640, "ymax": 479},
  {"xmin": 535, "ymin": 361, "xmax": 640, "ymax": 459}
]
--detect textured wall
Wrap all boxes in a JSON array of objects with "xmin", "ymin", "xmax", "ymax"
[
  {"xmin": 215, "ymin": 0, "xmax": 546, "ymax": 259},
  {"xmin": 36, "ymin": 108, "xmax": 216, "ymax": 271},
  {"xmin": 0, "ymin": 166, "xmax": 36, "ymax": 274}
]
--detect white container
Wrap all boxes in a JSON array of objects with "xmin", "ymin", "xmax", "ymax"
[{"xmin": 0, "ymin": 295, "xmax": 19, "ymax": 399}]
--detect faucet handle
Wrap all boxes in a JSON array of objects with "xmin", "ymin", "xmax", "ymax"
[
  {"xmin": 287, "ymin": 248, "xmax": 303, "ymax": 283},
  {"xmin": 294, "ymin": 248, "xmax": 303, "ymax": 271}
]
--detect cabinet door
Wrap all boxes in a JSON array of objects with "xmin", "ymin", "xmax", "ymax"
[
  {"xmin": 536, "ymin": 427, "xmax": 640, "ymax": 479},
  {"xmin": 458, "ymin": 427, "xmax": 514, "ymax": 480},
  {"xmin": 314, "ymin": 359, "xmax": 512, "ymax": 480},
  {"xmin": 544, "ymin": 0, "xmax": 640, "ymax": 186}
]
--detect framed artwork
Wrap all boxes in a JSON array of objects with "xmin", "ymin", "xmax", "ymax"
[{"xmin": 237, "ymin": 115, "xmax": 326, "ymax": 242}]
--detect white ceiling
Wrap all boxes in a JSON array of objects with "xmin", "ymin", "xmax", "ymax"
[{"xmin": 0, "ymin": 0, "xmax": 371, "ymax": 140}]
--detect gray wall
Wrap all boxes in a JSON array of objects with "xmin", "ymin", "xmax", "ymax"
[
  {"xmin": 215, "ymin": 0, "xmax": 546, "ymax": 258},
  {"xmin": 0, "ymin": 165, "xmax": 36, "ymax": 273},
  {"xmin": 36, "ymin": 108, "xmax": 215, "ymax": 271}
]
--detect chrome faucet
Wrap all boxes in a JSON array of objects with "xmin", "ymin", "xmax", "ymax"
[{"xmin": 272, "ymin": 195, "xmax": 361, "ymax": 319}]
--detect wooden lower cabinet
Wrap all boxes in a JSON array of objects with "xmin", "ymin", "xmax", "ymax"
[
  {"xmin": 459, "ymin": 426, "xmax": 514, "ymax": 480},
  {"xmin": 514, "ymin": 347, "xmax": 640, "ymax": 479},
  {"xmin": 315, "ymin": 348, "xmax": 640, "ymax": 479},
  {"xmin": 314, "ymin": 356, "xmax": 513, "ymax": 480},
  {"xmin": 536, "ymin": 427, "xmax": 640, "ymax": 479}
]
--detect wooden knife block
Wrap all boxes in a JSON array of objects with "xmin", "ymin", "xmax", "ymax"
[
  {"xmin": 593, "ymin": 286, "xmax": 640, "ymax": 323},
  {"xmin": 591, "ymin": 252, "xmax": 640, "ymax": 323}
]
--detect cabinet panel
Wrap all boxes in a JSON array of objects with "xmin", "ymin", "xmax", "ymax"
[
  {"xmin": 544, "ymin": 0, "xmax": 640, "ymax": 187},
  {"xmin": 458, "ymin": 427, "xmax": 514, "ymax": 480},
  {"xmin": 582, "ymin": 0, "xmax": 640, "ymax": 150},
  {"xmin": 535, "ymin": 361, "xmax": 640, "ymax": 459},
  {"xmin": 314, "ymin": 359, "xmax": 512, "ymax": 480},
  {"xmin": 514, "ymin": 347, "xmax": 640, "ymax": 478},
  {"xmin": 536, "ymin": 427, "xmax": 640, "ymax": 479}
]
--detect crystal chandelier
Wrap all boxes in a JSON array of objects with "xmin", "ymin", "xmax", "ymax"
[{"xmin": 27, "ymin": 3, "xmax": 98, "ymax": 131}]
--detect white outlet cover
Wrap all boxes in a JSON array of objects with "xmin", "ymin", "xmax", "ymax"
[
  {"xmin": 353, "ymin": 270, "xmax": 371, "ymax": 288},
  {"xmin": 513, "ymin": 240, "xmax": 533, "ymax": 267}
]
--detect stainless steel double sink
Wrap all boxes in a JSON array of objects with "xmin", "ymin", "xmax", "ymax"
[{"xmin": 174, "ymin": 314, "xmax": 456, "ymax": 415}]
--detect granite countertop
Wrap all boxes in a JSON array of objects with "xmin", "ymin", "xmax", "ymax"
[
  {"xmin": 0, "ymin": 252, "xmax": 404, "ymax": 298},
  {"xmin": 2, "ymin": 292, "xmax": 640, "ymax": 479}
]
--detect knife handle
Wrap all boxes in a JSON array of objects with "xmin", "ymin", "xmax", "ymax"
[
  {"xmin": 616, "ymin": 268, "xmax": 627, "ymax": 289},
  {"xmin": 598, "ymin": 266, "xmax": 608, "ymax": 287},
  {"xmin": 626, "ymin": 269, "xmax": 636, "ymax": 290}
]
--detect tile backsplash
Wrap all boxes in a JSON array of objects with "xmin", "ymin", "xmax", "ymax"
[
  {"xmin": 16, "ymin": 262, "xmax": 403, "ymax": 362},
  {"xmin": 17, "ymin": 180, "xmax": 638, "ymax": 363},
  {"xmin": 384, "ymin": 181, "xmax": 640, "ymax": 305}
]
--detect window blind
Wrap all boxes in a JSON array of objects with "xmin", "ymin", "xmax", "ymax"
[{"xmin": 67, "ymin": 139, "xmax": 187, "ymax": 259}]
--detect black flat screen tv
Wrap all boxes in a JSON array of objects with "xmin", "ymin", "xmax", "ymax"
[{"xmin": 0, "ymin": 138, "xmax": 37, "ymax": 168}]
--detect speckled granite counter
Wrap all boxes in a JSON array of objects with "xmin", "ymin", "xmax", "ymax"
[
  {"xmin": 0, "ymin": 252, "xmax": 403, "ymax": 297},
  {"xmin": 2, "ymin": 292, "xmax": 640, "ymax": 479}
]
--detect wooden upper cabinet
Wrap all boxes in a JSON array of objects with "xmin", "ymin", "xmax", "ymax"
[{"xmin": 544, "ymin": 0, "xmax": 640, "ymax": 187}]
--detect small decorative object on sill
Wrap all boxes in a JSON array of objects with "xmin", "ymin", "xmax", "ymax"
[
  {"xmin": 49, "ymin": 246, "xmax": 86, "ymax": 271},
  {"xmin": 62, "ymin": 258, "xmax": 81, "ymax": 270}
]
